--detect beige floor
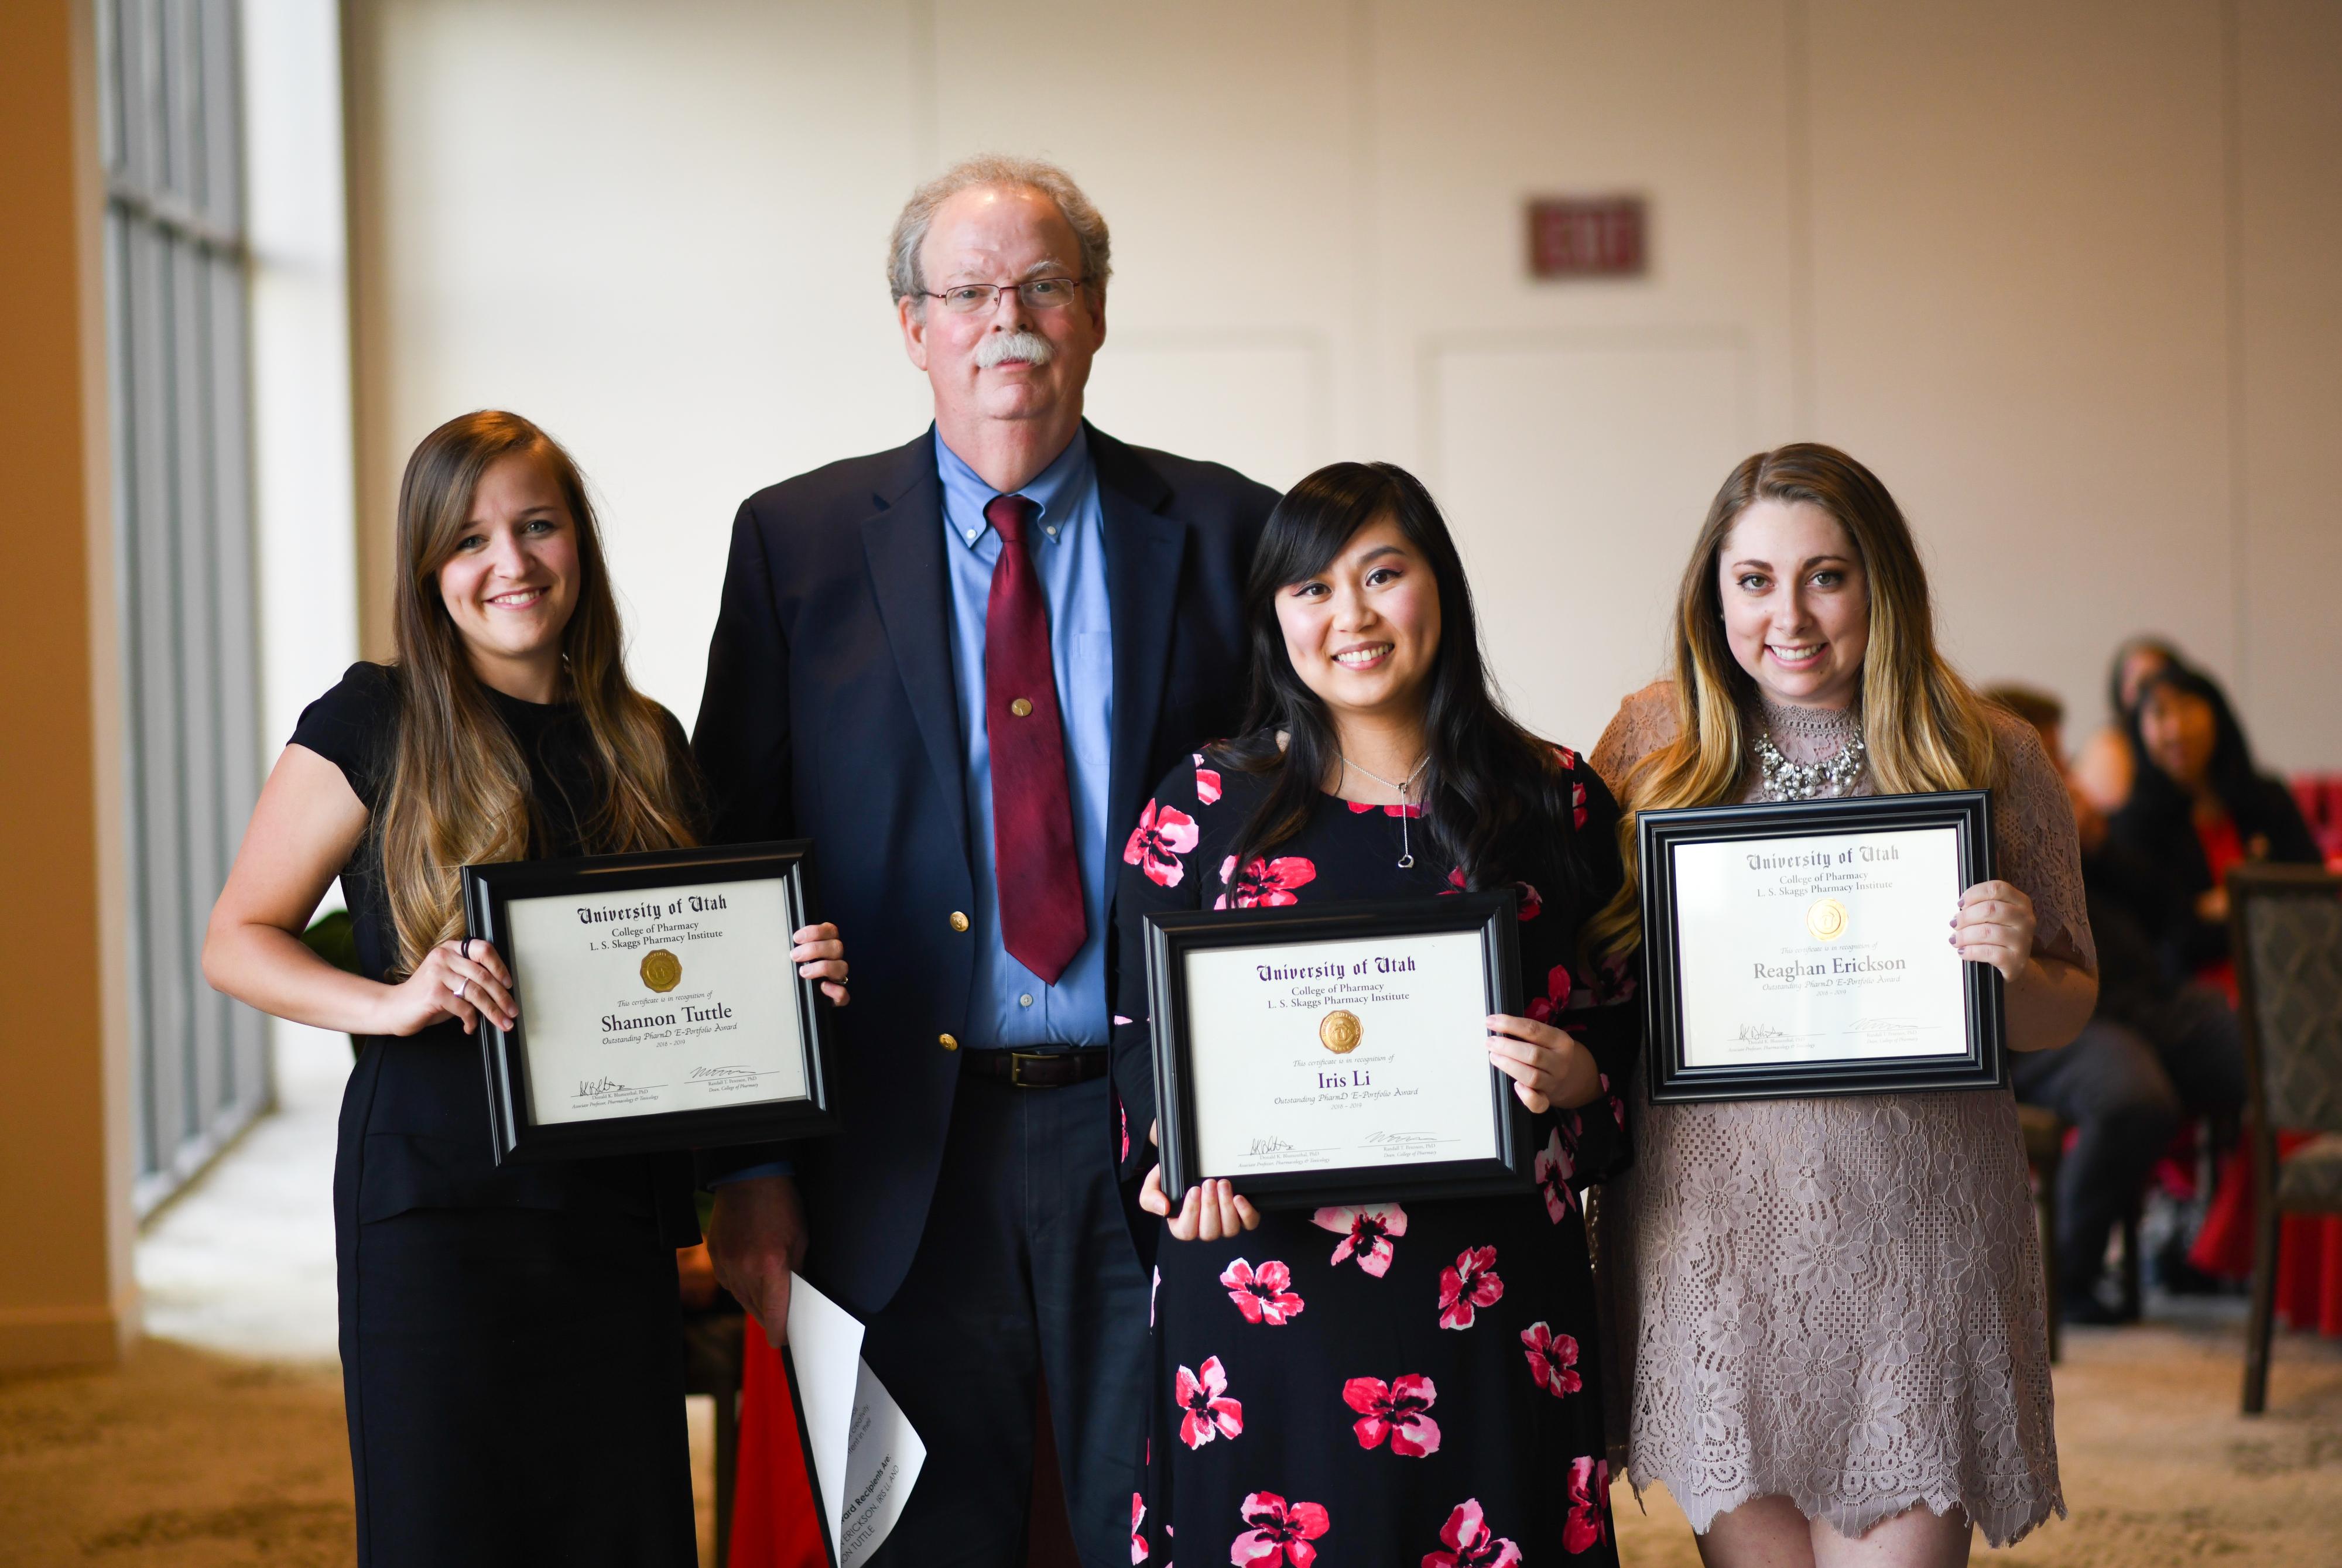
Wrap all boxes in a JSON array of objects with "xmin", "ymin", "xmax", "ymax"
[{"xmin": 3, "ymin": 1310, "xmax": 2338, "ymax": 1567}]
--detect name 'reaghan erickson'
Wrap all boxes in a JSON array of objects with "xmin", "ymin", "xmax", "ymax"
[{"xmin": 1754, "ymin": 955, "xmax": 1908, "ymax": 981}]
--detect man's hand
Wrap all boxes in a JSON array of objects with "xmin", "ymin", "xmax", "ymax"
[{"xmin": 706, "ymin": 1175, "xmax": 809, "ymax": 1347}]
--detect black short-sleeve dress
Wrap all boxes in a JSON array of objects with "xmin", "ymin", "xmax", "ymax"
[
  {"xmin": 292, "ymin": 662, "xmax": 700, "ymax": 1568},
  {"xmin": 1109, "ymin": 742, "xmax": 1635, "ymax": 1567}
]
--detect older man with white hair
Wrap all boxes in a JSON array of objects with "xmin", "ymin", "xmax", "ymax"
[{"xmin": 693, "ymin": 155, "xmax": 1277, "ymax": 1562}]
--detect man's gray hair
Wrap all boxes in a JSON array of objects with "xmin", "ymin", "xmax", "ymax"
[{"xmin": 887, "ymin": 154, "xmax": 1112, "ymax": 311}]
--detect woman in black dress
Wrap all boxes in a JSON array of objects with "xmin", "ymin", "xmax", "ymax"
[
  {"xmin": 1112, "ymin": 463, "xmax": 1632, "ymax": 1566},
  {"xmin": 203, "ymin": 410, "xmax": 846, "ymax": 1566}
]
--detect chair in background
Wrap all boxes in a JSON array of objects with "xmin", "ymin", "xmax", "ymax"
[{"xmin": 2231, "ymin": 864, "xmax": 2342, "ymax": 1414}]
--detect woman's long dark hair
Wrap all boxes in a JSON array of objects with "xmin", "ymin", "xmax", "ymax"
[
  {"xmin": 1215, "ymin": 462, "xmax": 1588, "ymax": 905},
  {"xmin": 2120, "ymin": 662, "xmax": 2262, "ymax": 826}
]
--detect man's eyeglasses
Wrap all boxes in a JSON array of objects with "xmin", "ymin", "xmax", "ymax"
[{"xmin": 922, "ymin": 277, "xmax": 1086, "ymax": 315}]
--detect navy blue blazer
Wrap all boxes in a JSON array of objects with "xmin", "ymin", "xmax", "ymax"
[{"xmin": 692, "ymin": 423, "xmax": 1276, "ymax": 1316}]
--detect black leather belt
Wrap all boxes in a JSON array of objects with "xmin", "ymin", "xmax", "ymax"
[{"xmin": 961, "ymin": 1047, "xmax": 1109, "ymax": 1088}]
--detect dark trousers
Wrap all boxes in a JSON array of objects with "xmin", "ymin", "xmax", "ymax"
[
  {"xmin": 860, "ymin": 1073, "xmax": 1151, "ymax": 1568},
  {"xmin": 2013, "ymin": 982, "xmax": 2245, "ymax": 1296},
  {"xmin": 339, "ymin": 1204, "xmax": 695, "ymax": 1568}
]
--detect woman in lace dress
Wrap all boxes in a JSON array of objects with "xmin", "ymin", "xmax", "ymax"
[{"xmin": 1589, "ymin": 445, "xmax": 2097, "ymax": 1566}]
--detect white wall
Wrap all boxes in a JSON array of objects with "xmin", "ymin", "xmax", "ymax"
[
  {"xmin": 345, "ymin": 0, "xmax": 2342, "ymax": 768},
  {"xmin": 245, "ymin": 0, "xmax": 359, "ymax": 750}
]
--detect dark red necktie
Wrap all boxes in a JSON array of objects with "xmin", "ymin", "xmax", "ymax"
[{"xmin": 984, "ymin": 494, "xmax": 1086, "ymax": 984}]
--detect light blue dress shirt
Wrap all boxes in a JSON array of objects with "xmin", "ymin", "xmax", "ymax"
[{"xmin": 937, "ymin": 429, "xmax": 1115, "ymax": 1049}]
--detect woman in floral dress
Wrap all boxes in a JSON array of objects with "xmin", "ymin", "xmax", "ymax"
[{"xmin": 1110, "ymin": 462, "xmax": 1634, "ymax": 1566}]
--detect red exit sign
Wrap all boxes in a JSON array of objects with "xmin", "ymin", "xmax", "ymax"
[{"xmin": 1527, "ymin": 197, "xmax": 1647, "ymax": 278}]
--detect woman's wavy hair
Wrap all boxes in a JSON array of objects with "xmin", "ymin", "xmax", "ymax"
[
  {"xmin": 1589, "ymin": 443, "xmax": 2001, "ymax": 955},
  {"xmin": 1215, "ymin": 461, "xmax": 1591, "ymax": 906},
  {"xmin": 378, "ymin": 410, "xmax": 697, "ymax": 976}
]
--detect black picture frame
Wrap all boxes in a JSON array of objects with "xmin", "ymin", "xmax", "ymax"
[
  {"xmin": 461, "ymin": 840, "xmax": 840, "ymax": 1164},
  {"xmin": 1145, "ymin": 891, "xmax": 1527, "ymax": 1211},
  {"xmin": 1638, "ymin": 790, "xmax": 2005, "ymax": 1103}
]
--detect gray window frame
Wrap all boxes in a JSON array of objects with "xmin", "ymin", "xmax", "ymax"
[{"xmin": 96, "ymin": 0, "xmax": 271, "ymax": 1216}]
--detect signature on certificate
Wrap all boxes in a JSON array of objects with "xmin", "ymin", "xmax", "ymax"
[{"xmin": 1248, "ymin": 1135, "xmax": 1296, "ymax": 1156}]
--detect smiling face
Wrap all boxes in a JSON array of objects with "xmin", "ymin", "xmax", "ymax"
[
  {"xmin": 1275, "ymin": 515, "xmax": 1443, "ymax": 731},
  {"xmin": 2138, "ymin": 684, "xmax": 2218, "ymax": 789},
  {"xmin": 899, "ymin": 183, "xmax": 1104, "ymax": 437},
  {"xmin": 434, "ymin": 448, "xmax": 580, "ymax": 693},
  {"xmin": 1717, "ymin": 497, "xmax": 1871, "ymax": 711}
]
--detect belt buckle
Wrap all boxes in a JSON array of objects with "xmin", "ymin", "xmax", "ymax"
[{"xmin": 1007, "ymin": 1050, "xmax": 1053, "ymax": 1089}]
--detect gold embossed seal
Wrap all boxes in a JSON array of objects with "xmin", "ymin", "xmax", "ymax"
[
  {"xmin": 1318, "ymin": 1008, "xmax": 1363, "ymax": 1054},
  {"xmin": 1805, "ymin": 898, "xmax": 1850, "ymax": 943},
  {"xmin": 640, "ymin": 949, "xmax": 683, "ymax": 993}
]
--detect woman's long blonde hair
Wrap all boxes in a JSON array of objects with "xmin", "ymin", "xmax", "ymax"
[
  {"xmin": 378, "ymin": 411, "xmax": 697, "ymax": 976},
  {"xmin": 1590, "ymin": 443, "xmax": 2001, "ymax": 954}
]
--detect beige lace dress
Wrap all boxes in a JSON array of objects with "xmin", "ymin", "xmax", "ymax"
[{"xmin": 1590, "ymin": 683, "xmax": 2093, "ymax": 1547}]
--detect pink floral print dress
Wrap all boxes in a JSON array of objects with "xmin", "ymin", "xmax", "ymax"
[{"xmin": 1111, "ymin": 744, "xmax": 1634, "ymax": 1566}]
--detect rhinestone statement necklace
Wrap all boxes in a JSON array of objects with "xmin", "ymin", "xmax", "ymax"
[
  {"xmin": 1341, "ymin": 752, "xmax": 1429, "ymax": 868},
  {"xmin": 1752, "ymin": 725, "xmax": 1867, "ymax": 800}
]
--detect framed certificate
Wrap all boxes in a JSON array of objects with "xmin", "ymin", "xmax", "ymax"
[
  {"xmin": 1145, "ymin": 891, "xmax": 1528, "ymax": 1210},
  {"xmin": 461, "ymin": 840, "xmax": 840, "ymax": 1163},
  {"xmin": 1638, "ymin": 791, "xmax": 2005, "ymax": 1103}
]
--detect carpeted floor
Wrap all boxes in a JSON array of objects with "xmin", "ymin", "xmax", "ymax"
[{"xmin": 4, "ymin": 1307, "xmax": 2338, "ymax": 1566}]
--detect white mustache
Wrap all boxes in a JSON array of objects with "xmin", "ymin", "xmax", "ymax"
[{"xmin": 975, "ymin": 331, "xmax": 1054, "ymax": 370}]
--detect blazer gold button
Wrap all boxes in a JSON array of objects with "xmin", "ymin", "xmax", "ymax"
[
  {"xmin": 949, "ymin": 910, "xmax": 970, "ymax": 933},
  {"xmin": 939, "ymin": 1033, "xmax": 959, "ymax": 1051},
  {"xmin": 1010, "ymin": 697, "xmax": 1033, "ymax": 717}
]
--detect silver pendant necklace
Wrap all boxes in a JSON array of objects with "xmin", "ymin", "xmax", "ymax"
[
  {"xmin": 1752, "ymin": 725, "xmax": 1867, "ymax": 800},
  {"xmin": 1340, "ymin": 753, "xmax": 1430, "ymax": 868}
]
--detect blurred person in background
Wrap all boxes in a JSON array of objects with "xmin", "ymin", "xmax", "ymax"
[
  {"xmin": 1987, "ymin": 685, "xmax": 2245, "ymax": 1323},
  {"xmin": 2105, "ymin": 661, "xmax": 2324, "ymax": 1291},
  {"xmin": 2108, "ymin": 662, "xmax": 2322, "ymax": 993},
  {"xmin": 2070, "ymin": 635, "xmax": 2180, "ymax": 816}
]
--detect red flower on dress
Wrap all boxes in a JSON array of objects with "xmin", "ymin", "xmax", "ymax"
[
  {"xmin": 1217, "ymin": 855, "xmax": 1317, "ymax": 909},
  {"xmin": 1422, "ymin": 1499, "xmax": 1519, "ymax": 1568},
  {"xmin": 1552, "ymin": 744, "xmax": 1579, "ymax": 772},
  {"xmin": 1524, "ymin": 964, "xmax": 1573, "ymax": 1024},
  {"xmin": 1125, "ymin": 800, "xmax": 1201, "ymax": 887},
  {"xmin": 1312, "ymin": 1204, "xmax": 1408, "ymax": 1276},
  {"xmin": 1175, "ymin": 1355, "xmax": 1244, "ymax": 1449},
  {"xmin": 1533, "ymin": 1128, "xmax": 1577, "ymax": 1223},
  {"xmin": 1342, "ymin": 1373, "xmax": 1441, "ymax": 1456},
  {"xmin": 1571, "ymin": 779, "xmax": 1588, "ymax": 830},
  {"xmin": 1221, "ymin": 1258, "xmax": 1306, "ymax": 1326},
  {"xmin": 1231, "ymin": 1492, "xmax": 1329, "ymax": 1568},
  {"xmin": 1437, "ymin": 867, "xmax": 1539, "ymax": 920},
  {"xmin": 1521, "ymin": 1321, "xmax": 1583, "ymax": 1398},
  {"xmin": 1345, "ymin": 799, "xmax": 1423, "ymax": 818},
  {"xmin": 1132, "ymin": 1493, "xmax": 1148, "ymax": 1564},
  {"xmin": 1195, "ymin": 754, "xmax": 1223, "ymax": 804},
  {"xmin": 1563, "ymin": 1457, "xmax": 1612, "ymax": 1553},
  {"xmin": 1437, "ymin": 1246, "xmax": 1504, "ymax": 1330},
  {"xmin": 1120, "ymin": 1097, "xmax": 1130, "ymax": 1163}
]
